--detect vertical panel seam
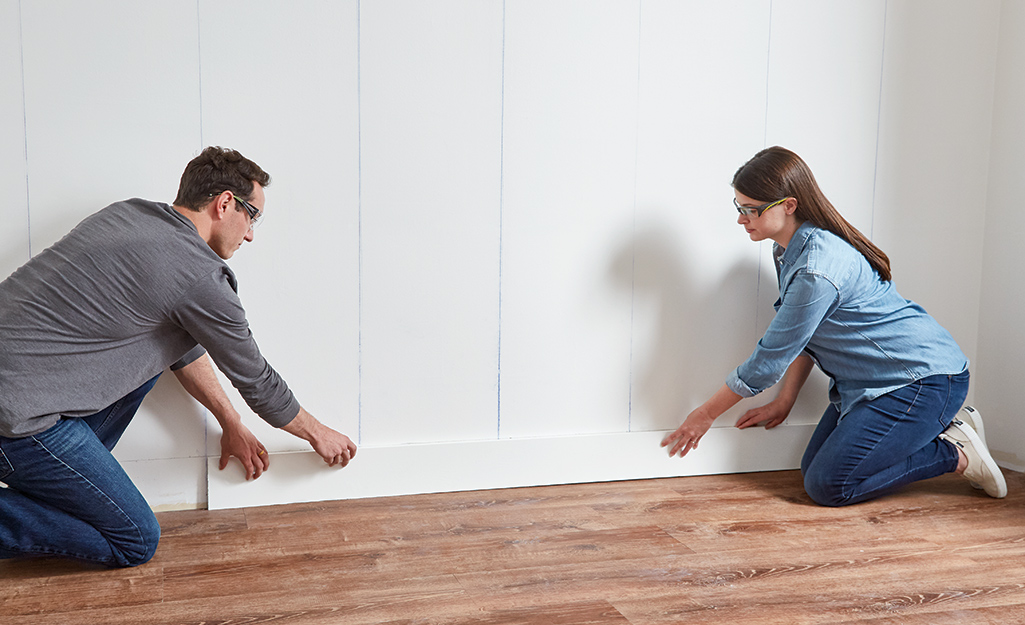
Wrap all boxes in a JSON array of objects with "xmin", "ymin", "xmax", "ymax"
[
  {"xmin": 871, "ymin": 0, "xmax": 889, "ymax": 241},
  {"xmin": 757, "ymin": 0, "xmax": 775, "ymax": 334},
  {"xmin": 196, "ymin": 0, "xmax": 204, "ymax": 147},
  {"xmin": 763, "ymin": 0, "xmax": 773, "ymax": 149},
  {"xmin": 195, "ymin": 0, "xmax": 208, "ymax": 488},
  {"xmin": 628, "ymin": 0, "xmax": 643, "ymax": 433},
  {"xmin": 496, "ymin": 0, "xmax": 506, "ymax": 440},
  {"xmin": 357, "ymin": 0, "xmax": 364, "ymax": 446},
  {"xmin": 18, "ymin": 0, "xmax": 31, "ymax": 259}
]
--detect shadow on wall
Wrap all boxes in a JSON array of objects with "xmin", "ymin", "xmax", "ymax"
[{"xmin": 610, "ymin": 222, "xmax": 766, "ymax": 432}]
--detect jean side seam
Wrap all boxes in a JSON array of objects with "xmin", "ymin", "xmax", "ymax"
[
  {"xmin": 30, "ymin": 435, "xmax": 149, "ymax": 564},
  {"xmin": 92, "ymin": 395, "xmax": 127, "ymax": 438},
  {"xmin": 936, "ymin": 376, "xmax": 965, "ymax": 466},
  {"xmin": 839, "ymin": 380, "xmax": 926, "ymax": 503},
  {"xmin": 858, "ymin": 454, "xmax": 955, "ymax": 502}
]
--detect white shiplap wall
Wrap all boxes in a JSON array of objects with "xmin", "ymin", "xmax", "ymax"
[{"xmin": 0, "ymin": 0, "xmax": 1010, "ymax": 510}]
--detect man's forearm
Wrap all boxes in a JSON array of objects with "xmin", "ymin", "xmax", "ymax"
[
  {"xmin": 280, "ymin": 407, "xmax": 316, "ymax": 440},
  {"xmin": 172, "ymin": 353, "xmax": 242, "ymax": 427},
  {"xmin": 281, "ymin": 408, "xmax": 357, "ymax": 467}
]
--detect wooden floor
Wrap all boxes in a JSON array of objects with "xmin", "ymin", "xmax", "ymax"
[{"xmin": 2, "ymin": 469, "xmax": 1024, "ymax": 624}]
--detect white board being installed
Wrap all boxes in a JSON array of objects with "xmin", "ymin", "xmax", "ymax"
[{"xmin": 208, "ymin": 424, "xmax": 816, "ymax": 510}]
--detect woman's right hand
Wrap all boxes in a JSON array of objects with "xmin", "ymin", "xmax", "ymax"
[
  {"xmin": 661, "ymin": 384, "xmax": 744, "ymax": 458},
  {"xmin": 661, "ymin": 409, "xmax": 716, "ymax": 458}
]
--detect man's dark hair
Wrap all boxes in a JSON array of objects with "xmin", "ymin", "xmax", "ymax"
[{"xmin": 173, "ymin": 146, "xmax": 271, "ymax": 211}]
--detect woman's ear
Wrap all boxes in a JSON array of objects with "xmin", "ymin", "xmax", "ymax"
[{"xmin": 784, "ymin": 197, "xmax": 799, "ymax": 215}]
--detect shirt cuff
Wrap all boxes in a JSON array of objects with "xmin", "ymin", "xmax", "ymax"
[
  {"xmin": 725, "ymin": 368, "xmax": 758, "ymax": 398},
  {"xmin": 170, "ymin": 344, "xmax": 207, "ymax": 371}
]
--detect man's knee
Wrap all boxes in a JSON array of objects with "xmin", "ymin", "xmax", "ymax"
[{"xmin": 109, "ymin": 512, "xmax": 161, "ymax": 567}]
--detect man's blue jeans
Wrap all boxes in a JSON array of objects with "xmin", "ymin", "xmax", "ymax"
[
  {"xmin": 0, "ymin": 375, "xmax": 161, "ymax": 567},
  {"xmin": 801, "ymin": 370, "xmax": 969, "ymax": 507}
]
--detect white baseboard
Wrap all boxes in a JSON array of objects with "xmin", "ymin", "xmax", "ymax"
[
  {"xmin": 207, "ymin": 425, "xmax": 817, "ymax": 510},
  {"xmin": 120, "ymin": 456, "xmax": 207, "ymax": 511}
]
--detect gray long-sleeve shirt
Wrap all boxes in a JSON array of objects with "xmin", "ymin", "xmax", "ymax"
[{"xmin": 0, "ymin": 198, "xmax": 299, "ymax": 438}]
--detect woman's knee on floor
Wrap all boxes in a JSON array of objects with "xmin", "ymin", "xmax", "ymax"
[{"xmin": 803, "ymin": 469, "xmax": 854, "ymax": 507}]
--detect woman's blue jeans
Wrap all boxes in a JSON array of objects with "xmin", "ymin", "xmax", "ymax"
[
  {"xmin": 0, "ymin": 375, "xmax": 161, "ymax": 567},
  {"xmin": 801, "ymin": 370, "xmax": 969, "ymax": 507}
]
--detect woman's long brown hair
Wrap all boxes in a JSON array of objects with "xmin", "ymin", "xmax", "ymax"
[{"xmin": 732, "ymin": 146, "xmax": 891, "ymax": 282}]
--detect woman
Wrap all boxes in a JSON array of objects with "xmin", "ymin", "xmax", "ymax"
[{"xmin": 661, "ymin": 146, "xmax": 1006, "ymax": 506}]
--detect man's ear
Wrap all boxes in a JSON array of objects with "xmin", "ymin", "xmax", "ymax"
[{"xmin": 210, "ymin": 190, "xmax": 234, "ymax": 220}]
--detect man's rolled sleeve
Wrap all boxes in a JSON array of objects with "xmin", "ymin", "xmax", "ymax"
[{"xmin": 170, "ymin": 344, "xmax": 207, "ymax": 371}]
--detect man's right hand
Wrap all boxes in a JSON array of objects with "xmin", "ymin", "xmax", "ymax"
[
  {"xmin": 281, "ymin": 408, "xmax": 357, "ymax": 467},
  {"xmin": 220, "ymin": 420, "xmax": 270, "ymax": 479}
]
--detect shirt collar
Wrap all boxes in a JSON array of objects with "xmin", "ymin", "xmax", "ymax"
[{"xmin": 775, "ymin": 221, "xmax": 816, "ymax": 268}]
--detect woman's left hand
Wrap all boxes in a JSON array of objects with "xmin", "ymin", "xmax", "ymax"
[{"xmin": 735, "ymin": 400, "xmax": 790, "ymax": 430}]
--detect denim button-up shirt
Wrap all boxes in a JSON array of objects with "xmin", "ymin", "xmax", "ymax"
[{"xmin": 726, "ymin": 221, "xmax": 967, "ymax": 417}]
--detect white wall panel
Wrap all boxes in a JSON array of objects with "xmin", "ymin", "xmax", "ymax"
[
  {"xmin": 631, "ymin": 0, "xmax": 772, "ymax": 433},
  {"xmin": 761, "ymin": 0, "xmax": 887, "ymax": 426},
  {"xmin": 765, "ymin": 0, "xmax": 886, "ymax": 238},
  {"xmin": 198, "ymin": 1, "xmax": 362, "ymax": 453},
  {"xmin": 872, "ymin": 0, "xmax": 1000, "ymax": 375},
  {"xmin": 359, "ymin": 0, "xmax": 504, "ymax": 445},
  {"xmin": 19, "ymin": 0, "xmax": 207, "ymax": 492},
  {"xmin": 0, "ymin": 0, "xmax": 30, "ymax": 280},
  {"xmin": 123, "ymin": 457, "xmax": 206, "ymax": 511},
  {"xmin": 975, "ymin": 0, "xmax": 1025, "ymax": 471},
  {"xmin": 499, "ymin": 0, "xmax": 639, "ymax": 439},
  {"xmin": 4, "ymin": 0, "xmax": 1016, "ymax": 511},
  {"xmin": 115, "ymin": 374, "xmax": 208, "ymax": 462},
  {"xmin": 20, "ymin": 0, "xmax": 202, "ymax": 251}
]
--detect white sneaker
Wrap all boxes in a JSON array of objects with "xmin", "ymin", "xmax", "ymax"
[
  {"xmin": 940, "ymin": 412, "xmax": 1007, "ymax": 498},
  {"xmin": 958, "ymin": 406, "xmax": 987, "ymax": 445},
  {"xmin": 955, "ymin": 406, "xmax": 986, "ymax": 490}
]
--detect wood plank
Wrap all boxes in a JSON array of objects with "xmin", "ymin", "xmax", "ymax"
[
  {"xmin": 2, "ymin": 470, "xmax": 1023, "ymax": 624},
  {"xmin": 0, "ymin": 563, "xmax": 164, "ymax": 618}
]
